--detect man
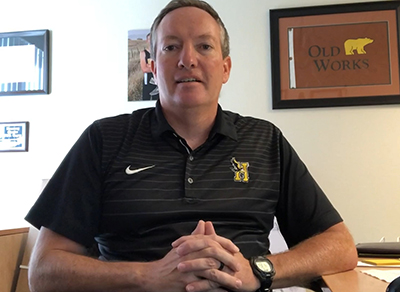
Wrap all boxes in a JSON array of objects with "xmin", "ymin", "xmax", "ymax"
[
  {"xmin": 140, "ymin": 32, "xmax": 159, "ymax": 100},
  {"xmin": 26, "ymin": 0, "xmax": 357, "ymax": 292}
]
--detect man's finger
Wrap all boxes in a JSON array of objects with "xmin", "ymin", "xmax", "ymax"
[
  {"xmin": 205, "ymin": 221, "xmax": 216, "ymax": 235},
  {"xmin": 174, "ymin": 235, "xmax": 240, "ymax": 255},
  {"xmin": 176, "ymin": 248, "xmax": 241, "ymax": 273},
  {"xmin": 191, "ymin": 220, "xmax": 206, "ymax": 235},
  {"xmin": 185, "ymin": 270, "xmax": 242, "ymax": 292}
]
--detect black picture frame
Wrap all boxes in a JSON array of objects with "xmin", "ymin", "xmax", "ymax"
[
  {"xmin": 0, "ymin": 29, "xmax": 50, "ymax": 96},
  {"xmin": 0, "ymin": 121, "xmax": 29, "ymax": 152},
  {"xmin": 270, "ymin": 1, "xmax": 400, "ymax": 109}
]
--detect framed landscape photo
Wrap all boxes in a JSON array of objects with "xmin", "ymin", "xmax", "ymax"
[
  {"xmin": 0, "ymin": 122, "xmax": 29, "ymax": 152},
  {"xmin": 0, "ymin": 29, "xmax": 50, "ymax": 96},
  {"xmin": 270, "ymin": 1, "xmax": 400, "ymax": 109},
  {"xmin": 128, "ymin": 29, "xmax": 159, "ymax": 101}
]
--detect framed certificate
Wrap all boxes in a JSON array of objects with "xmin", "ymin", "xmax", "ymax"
[{"xmin": 270, "ymin": 1, "xmax": 400, "ymax": 109}]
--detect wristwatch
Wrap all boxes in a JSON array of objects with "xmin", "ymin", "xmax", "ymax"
[{"xmin": 249, "ymin": 256, "xmax": 275, "ymax": 292}]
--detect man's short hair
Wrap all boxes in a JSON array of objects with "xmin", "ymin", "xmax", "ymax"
[{"xmin": 150, "ymin": 0, "xmax": 230, "ymax": 60}]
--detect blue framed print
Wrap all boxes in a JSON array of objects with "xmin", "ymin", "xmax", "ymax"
[{"xmin": 0, "ymin": 121, "xmax": 29, "ymax": 152}]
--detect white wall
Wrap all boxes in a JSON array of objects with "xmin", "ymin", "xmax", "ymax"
[{"xmin": 0, "ymin": 0, "xmax": 399, "ymax": 244}]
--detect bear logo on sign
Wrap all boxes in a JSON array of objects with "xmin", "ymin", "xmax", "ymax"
[{"xmin": 344, "ymin": 38, "xmax": 374, "ymax": 55}]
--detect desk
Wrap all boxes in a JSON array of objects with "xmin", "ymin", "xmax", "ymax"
[{"xmin": 322, "ymin": 268, "xmax": 389, "ymax": 292}]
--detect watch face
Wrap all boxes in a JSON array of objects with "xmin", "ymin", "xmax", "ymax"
[{"xmin": 255, "ymin": 260, "xmax": 272, "ymax": 272}]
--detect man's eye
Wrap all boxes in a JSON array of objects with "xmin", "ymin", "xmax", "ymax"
[
  {"xmin": 163, "ymin": 45, "xmax": 176, "ymax": 51},
  {"xmin": 200, "ymin": 44, "xmax": 212, "ymax": 50}
]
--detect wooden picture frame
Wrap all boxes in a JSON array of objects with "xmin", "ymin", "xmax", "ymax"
[{"xmin": 270, "ymin": 1, "xmax": 400, "ymax": 109}]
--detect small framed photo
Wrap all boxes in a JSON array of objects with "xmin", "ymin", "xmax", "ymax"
[
  {"xmin": 128, "ymin": 29, "xmax": 159, "ymax": 101},
  {"xmin": 0, "ymin": 122, "xmax": 29, "ymax": 152},
  {"xmin": 270, "ymin": 1, "xmax": 400, "ymax": 109},
  {"xmin": 0, "ymin": 29, "xmax": 50, "ymax": 96}
]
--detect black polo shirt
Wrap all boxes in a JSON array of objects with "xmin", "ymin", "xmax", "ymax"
[{"xmin": 26, "ymin": 101, "xmax": 342, "ymax": 261}]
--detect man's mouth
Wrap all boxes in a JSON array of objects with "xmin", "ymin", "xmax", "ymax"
[{"xmin": 177, "ymin": 78, "xmax": 200, "ymax": 83}]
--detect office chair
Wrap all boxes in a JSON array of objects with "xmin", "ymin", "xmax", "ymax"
[{"xmin": 387, "ymin": 276, "xmax": 400, "ymax": 292}]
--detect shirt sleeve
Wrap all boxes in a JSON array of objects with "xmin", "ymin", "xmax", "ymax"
[
  {"xmin": 25, "ymin": 122, "xmax": 103, "ymax": 247},
  {"xmin": 275, "ymin": 134, "xmax": 343, "ymax": 248}
]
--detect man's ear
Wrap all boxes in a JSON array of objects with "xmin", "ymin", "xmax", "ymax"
[
  {"xmin": 150, "ymin": 59, "xmax": 157, "ymax": 81},
  {"xmin": 222, "ymin": 56, "xmax": 232, "ymax": 84}
]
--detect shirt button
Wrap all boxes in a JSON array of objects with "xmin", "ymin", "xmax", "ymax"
[
  {"xmin": 188, "ymin": 177, "xmax": 194, "ymax": 184},
  {"xmin": 185, "ymin": 197, "xmax": 198, "ymax": 204},
  {"xmin": 189, "ymin": 155, "xmax": 194, "ymax": 161}
]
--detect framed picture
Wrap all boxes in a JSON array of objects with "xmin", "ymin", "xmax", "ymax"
[
  {"xmin": 270, "ymin": 1, "xmax": 400, "ymax": 109},
  {"xmin": 0, "ymin": 29, "xmax": 50, "ymax": 96},
  {"xmin": 0, "ymin": 122, "xmax": 29, "ymax": 152},
  {"xmin": 128, "ymin": 29, "xmax": 159, "ymax": 101}
]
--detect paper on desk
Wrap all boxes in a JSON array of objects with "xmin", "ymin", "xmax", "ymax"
[
  {"xmin": 358, "ymin": 261, "xmax": 374, "ymax": 267},
  {"xmin": 360, "ymin": 269, "xmax": 400, "ymax": 283},
  {"xmin": 358, "ymin": 260, "xmax": 400, "ymax": 268}
]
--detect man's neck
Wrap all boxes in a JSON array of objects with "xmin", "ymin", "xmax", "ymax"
[{"xmin": 162, "ymin": 105, "xmax": 218, "ymax": 150}]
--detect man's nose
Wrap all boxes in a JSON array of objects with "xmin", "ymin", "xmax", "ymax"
[{"xmin": 178, "ymin": 45, "xmax": 197, "ymax": 69}]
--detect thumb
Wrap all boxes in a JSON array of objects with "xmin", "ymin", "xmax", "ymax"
[
  {"xmin": 191, "ymin": 220, "xmax": 206, "ymax": 235},
  {"xmin": 204, "ymin": 221, "xmax": 217, "ymax": 235}
]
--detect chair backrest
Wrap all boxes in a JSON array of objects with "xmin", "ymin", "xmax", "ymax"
[
  {"xmin": 387, "ymin": 276, "xmax": 400, "ymax": 292},
  {"xmin": 14, "ymin": 226, "xmax": 39, "ymax": 292},
  {"xmin": 0, "ymin": 228, "xmax": 29, "ymax": 292}
]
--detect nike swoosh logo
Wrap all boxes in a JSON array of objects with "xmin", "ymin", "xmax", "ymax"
[{"xmin": 125, "ymin": 165, "xmax": 156, "ymax": 175}]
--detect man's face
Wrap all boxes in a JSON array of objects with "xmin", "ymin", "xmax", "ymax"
[{"xmin": 151, "ymin": 7, "xmax": 231, "ymax": 111}]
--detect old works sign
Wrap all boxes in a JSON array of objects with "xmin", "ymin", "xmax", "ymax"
[{"xmin": 290, "ymin": 22, "xmax": 389, "ymax": 89}]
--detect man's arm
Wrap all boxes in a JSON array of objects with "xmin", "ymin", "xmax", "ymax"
[
  {"xmin": 268, "ymin": 222, "xmax": 358, "ymax": 289},
  {"xmin": 176, "ymin": 222, "xmax": 357, "ymax": 292},
  {"xmin": 29, "ymin": 223, "xmax": 242, "ymax": 292},
  {"xmin": 29, "ymin": 227, "xmax": 154, "ymax": 292}
]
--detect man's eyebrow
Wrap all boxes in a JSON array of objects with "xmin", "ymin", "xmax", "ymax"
[
  {"xmin": 160, "ymin": 34, "xmax": 218, "ymax": 43},
  {"xmin": 197, "ymin": 34, "xmax": 218, "ymax": 42},
  {"xmin": 161, "ymin": 35, "xmax": 180, "ymax": 42}
]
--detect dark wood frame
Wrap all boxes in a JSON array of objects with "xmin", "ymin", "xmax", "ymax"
[{"xmin": 270, "ymin": 1, "xmax": 400, "ymax": 109}]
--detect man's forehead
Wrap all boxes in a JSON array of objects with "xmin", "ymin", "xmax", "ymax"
[
  {"xmin": 156, "ymin": 7, "xmax": 221, "ymax": 40},
  {"xmin": 159, "ymin": 6, "xmax": 219, "ymax": 29}
]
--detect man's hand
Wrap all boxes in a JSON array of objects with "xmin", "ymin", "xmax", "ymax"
[
  {"xmin": 140, "ymin": 220, "xmax": 248, "ymax": 292},
  {"xmin": 172, "ymin": 221, "xmax": 259, "ymax": 292}
]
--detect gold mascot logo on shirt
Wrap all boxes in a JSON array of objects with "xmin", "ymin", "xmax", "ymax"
[{"xmin": 230, "ymin": 157, "xmax": 250, "ymax": 183}]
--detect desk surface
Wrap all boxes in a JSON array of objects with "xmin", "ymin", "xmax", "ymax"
[{"xmin": 322, "ymin": 268, "xmax": 389, "ymax": 292}]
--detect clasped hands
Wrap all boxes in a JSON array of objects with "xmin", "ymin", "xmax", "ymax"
[{"xmin": 148, "ymin": 220, "xmax": 259, "ymax": 292}]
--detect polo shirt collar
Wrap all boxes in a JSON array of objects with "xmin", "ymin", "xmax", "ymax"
[
  {"xmin": 210, "ymin": 106, "xmax": 238, "ymax": 141},
  {"xmin": 152, "ymin": 99, "xmax": 238, "ymax": 141},
  {"xmin": 152, "ymin": 100, "xmax": 175, "ymax": 137}
]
